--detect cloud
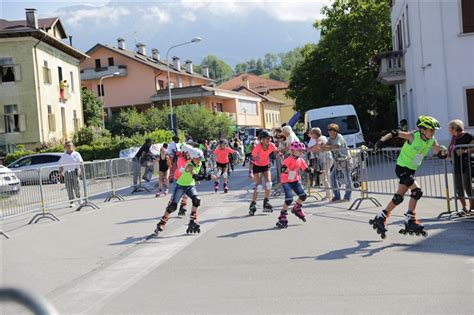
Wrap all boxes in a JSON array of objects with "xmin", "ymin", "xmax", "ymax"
[
  {"xmin": 181, "ymin": 11, "xmax": 197, "ymax": 22},
  {"xmin": 55, "ymin": 4, "xmax": 130, "ymax": 27},
  {"xmin": 142, "ymin": 6, "xmax": 171, "ymax": 23}
]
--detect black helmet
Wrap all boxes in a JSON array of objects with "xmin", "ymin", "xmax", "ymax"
[{"xmin": 258, "ymin": 130, "xmax": 271, "ymax": 139}]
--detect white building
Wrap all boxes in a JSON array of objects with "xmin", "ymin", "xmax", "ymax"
[{"xmin": 378, "ymin": 0, "xmax": 474, "ymax": 142}]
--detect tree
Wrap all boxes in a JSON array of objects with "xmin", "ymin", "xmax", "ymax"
[
  {"xmin": 174, "ymin": 105, "xmax": 233, "ymax": 140},
  {"xmin": 263, "ymin": 53, "xmax": 278, "ymax": 72},
  {"xmin": 235, "ymin": 63, "xmax": 248, "ymax": 74},
  {"xmin": 288, "ymin": 0, "xmax": 396, "ymax": 139},
  {"xmin": 255, "ymin": 59, "xmax": 265, "ymax": 75},
  {"xmin": 82, "ymin": 88, "xmax": 103, "ymax": 127},
  {"xmin": 201, "ymin": 55, "xmax": 233, "ymax": 83}
]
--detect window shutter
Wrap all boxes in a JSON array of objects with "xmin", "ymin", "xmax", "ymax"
[
  {"xmin": 467, "ymin": 89, "xmax": 474, "ymax": 126},
  {"xmin": 0, "ymin": 116, "xmax": 5, "ymax": 133},
  {"xmin": 19, "ymin": 114, "xmax": 26, "ymax": 132},
  {"xmin": 14, "ymin": 65, "xmax": 21, "ymax": 81},
  {"xmin": 462, "ymin": 0, "xmax": 474, "ymax": 33}
]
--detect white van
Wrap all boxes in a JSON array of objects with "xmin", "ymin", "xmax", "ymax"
[{"xmin": 305, "ymin": 104, "xmax": 365, "ymax": 148}]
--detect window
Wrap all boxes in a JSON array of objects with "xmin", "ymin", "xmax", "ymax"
[
  {"xmin": 406, "ymin": 5, "xmax": 410, "ymax": 46},
  {"xmin": 4, "ymin": 105, "xmax": 20, "ymax": 133},
  {"xmin": 97, "ymin": 84, "xmax": 104, "ymax": 97},
  {"xmin": 158, "ymin": 80, "xmax": 164, "ymax": 90},
  {"xmin": 95, "ymin": 59, "xmax": 101, "ymax": 68},
  {"xmin": 239, "ymin": 100, "xmax": 257, "ymax": 115},
  {"xmin": 43, "ymin": 60, "xmax": 51, "ymax": 84},
  {"xmin": 69, "ymin": 71, "xmax": 74, "ymax": 92},
  {"xmin": 57, "ymin": 66, "xmax": 62, "ymax": 83},
  {"xmin": 467, "ymin": 88, "xmax": 474, "ymax": 126},
  {"xmin": 108, "ymin": 57, "xmax": 114, "ymax": 66},
  {"xmin": 0, "ymin": 58, "xmax": 20, "ymax": 83},
  {"xmin": 461, "ymin": 0, "xmax": 474, "ymax": 33},
  {"xmin": 31, "ymin": 155, "xmax": 60, "ymax": 165},
  {"xmin": 215, "ymin": 103, "xmax": 223, "ymax": 112},
  {"xmin": 15, "ymin": 157, "xmax": 32, "ymax": 167},
  {"xmin": 47, "ymin": 105, "xmax": 56, "ymax": 132},
  {"xmin": 396, "ymin": 21, "xmax": 403, "ymax": 50},
  {"xmin": 402, "ymin": 14, "xmax": 407, "ymax": 49}
]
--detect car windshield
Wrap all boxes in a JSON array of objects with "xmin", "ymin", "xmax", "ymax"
[{"xmin": 310, "ymin": 115, "xmax": 360, "ymax": 137}]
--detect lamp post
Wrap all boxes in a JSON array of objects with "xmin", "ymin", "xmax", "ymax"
[
  {"xmin": 166, "ymin": 37, "xmax": 202, "ymax": 135},
  {"xmin": 99, "ymin": 71, "xmax": 120, "ymax": 129}
]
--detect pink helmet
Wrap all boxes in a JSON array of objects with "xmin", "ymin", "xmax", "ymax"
[{"xmin": 290, "ymin": 141, "xmax": 306, "ymax": 151}]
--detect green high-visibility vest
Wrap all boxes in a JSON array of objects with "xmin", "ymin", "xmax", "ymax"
[
  {"xmin": 177, "ymin": 162, "xmax": 201, "ymax": 186},
  {"xmin": 397, "ymin": 131, "xmax": 434, "ymax": 170}
]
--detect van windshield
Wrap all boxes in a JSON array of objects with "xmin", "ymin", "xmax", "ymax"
[{"xmin": 310, "ymin": 115, "xmax": 360, "ymax": 136}]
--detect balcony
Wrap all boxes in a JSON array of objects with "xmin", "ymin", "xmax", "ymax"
[
  {"xmin": 376, "ymin": 51, "xmax": 405, "ymax": 85},
  {"xmin": 80, "ymin": 65, "xmax": 128, "ymax": 81}
]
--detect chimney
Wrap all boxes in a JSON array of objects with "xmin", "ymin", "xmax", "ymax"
[
  {"xmin": 172, "ymin": 56, "xmax": 180, "ymax": 71},
  {"xmin": 185, "ymin": 60, "xmax": 193, "ymax": 74},
  {"xmin": 242, "ymin": 75, "xmax": 250, "ymax": 89},
  {"xmin": 202, "ymin": 65, "xmax": 209, "ymax": 78},
  {"xmin": 117, "ymin": 37, "xmax": 125, "ymax": 50},
  {"xmin": 136, "ymin": 43, "xmax": 146, "ymax": 55},
  {"xmin": 69, "ymin": 35, "xmax": 73, "ymax": 47},
  {"xmin": 25, "ymin": 8, "xmax": 38, "ymax": 29},
  {"xmin": 151, "ymin": 48, "xmax": 160, "ymax": 61}
]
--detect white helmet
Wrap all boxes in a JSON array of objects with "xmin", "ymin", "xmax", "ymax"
[
  {"xmin": 182, "ymin": 144, "xmax": 193, "ymax": 153},
  {"xmin": 190, "ymin": 148, "xmax": 204, "ymax": 159}
]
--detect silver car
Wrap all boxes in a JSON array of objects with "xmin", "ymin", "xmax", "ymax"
[
  {"xmin": 0, "ymin": 165, "xmax": 21, "ymax": 195},
  {"xmin": 7, "ymin": 153, "xmax": 63, "ymax": 184}
]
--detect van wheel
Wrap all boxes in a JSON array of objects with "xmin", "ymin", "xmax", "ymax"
[{"xmin": 49, "ymin": 171, "xmax": 63, "ymax": 184}]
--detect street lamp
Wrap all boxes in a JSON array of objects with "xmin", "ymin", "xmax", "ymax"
[
  {"xmin": 166, "ymin": 37, "xmax": 202, "ymax": 135},
  {"xmin": 99, "ymin": 71, "xmax": 120, "ymax": 129}
]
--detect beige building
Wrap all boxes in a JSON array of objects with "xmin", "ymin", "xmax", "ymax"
[
  {"xmin": 0, "ymin": 9, "xmax": 88, "ymax": 152},
  {"xmin": 218, "ymin": 73, "xmax": 297, "ymax": 126}
]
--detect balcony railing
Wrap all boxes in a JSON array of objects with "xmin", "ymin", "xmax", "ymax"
[
  {"xmin": 80, "ymin": 65, "xmax": 128, "ymax": 80},
  {"xmin": 376, "ymin": 50, "xmax": 405, "ymax": 85}
]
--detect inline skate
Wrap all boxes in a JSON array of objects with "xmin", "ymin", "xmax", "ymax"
[
  {"xmin": 178, "ymin": 202, "xmax": 187, "ymax": 216},
  {"xmin": 186, "ymin": 212, "xmax": 200, "ymax": 234},
  {"xmin": 291, "ymin": 202, "xmax": 306, "ymax": 222},
  {"xmin": 276, "ymin": 210, "xmax": 288, "ymax": 229},
  {"xmin": 399, "ymin": 213, "xmax": 427, "ymax": 237},
  {"xmin": 249, "ymin": 201, "xmax": 257, "ymax": 216},
  {"xmin": 263, "ymin": 198, "xmax": 273, "ymax": 213},
  {"xmin": 223, "ymin": 182, "xmax": 229, "ymax": 193},
  {"xmin": 214, "ymin": 181, "xmax": 219, "ymax": 193},
  {"xmin": 153, "ymin": 217, "xmax": 168, "ymax": 236},
  {"xmin": 369, "ymin": 211, "xmax": 388, "ymax": 239}
]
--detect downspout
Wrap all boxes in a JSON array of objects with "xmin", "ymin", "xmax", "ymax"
[
  {"xmin": 33, "ymin": 31, "xmax": 48, "ymax": 143},
  {"xmin": 439, "ymin": 0, "xmax": 451, "ymax": 140}
]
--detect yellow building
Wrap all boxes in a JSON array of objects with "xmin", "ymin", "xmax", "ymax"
[{"xmin": 0, "ymin": 9, "xmax": 88, "ymax": 152}]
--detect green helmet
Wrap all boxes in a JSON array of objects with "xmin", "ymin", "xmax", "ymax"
[{"xmin": 416, "ymin": 116, "xmax": 440, "ymax": 130}]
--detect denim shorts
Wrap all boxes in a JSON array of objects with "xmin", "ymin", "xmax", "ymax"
[
  {"xmin": 282, "ymin": 181, "xmax": 305, "ymax": 201},
  {"xmin": 171, "ymin": 184, "xmax": 198, "ymax": 204}
]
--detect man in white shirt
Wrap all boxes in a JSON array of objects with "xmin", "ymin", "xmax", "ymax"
[{"xmin": 58, "ymin": 141, "xmax": 83, "ymax": 207}]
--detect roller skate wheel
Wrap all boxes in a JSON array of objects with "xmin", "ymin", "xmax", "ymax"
[
  {"xmin": 421, "ymin": 231, "xmax": 427, "ymax": 237},
  {"xmin": 408, "ymin": 231, "xmax": 414, "ymax": 236},
  {"xmin": 415, "ymin": 231, "xmax": 420, "ymax": 236},
  {"xmin": 302, "ymin": 217, "xmax": 306, "ymax": 222},
  {"xmin": 381, "ymin": 233, "xmax": 386, "ymax": 239},
  {"xmin": 399, "ymin": 229, "xmax": 406, "ymax": 235}
]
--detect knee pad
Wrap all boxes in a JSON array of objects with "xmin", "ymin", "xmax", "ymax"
[
  {"xmin": 223, "ymin": 172, "xmax": 228, "ymax": 179},
  {"xmin": 166, "ymin": 202, "xmax": 178, "ymax": 214},
  {"xmin": 254, "ymin": 184, "xmax": 263, "ymax": 192},
  {"xmin": 299, "ymin": 193, "xmax": 307, "ymax": 202},
  {"xmin": 265, "ymin": 181, "xmax": 272, "ymax": 190},
  {"xmin": 285, "ymin": 199, "xmax": 293, "ymax": 206},
  {"xmin": 191, "ymin": 196, "xmax": 201, "ymax": 207},
  {"xmin": 410, "ymin": 188, "xmax": 423, "ymax": 200},
  {"xmin": 392, "ymin": 194, "xmax": 404, "ymax": 205}
]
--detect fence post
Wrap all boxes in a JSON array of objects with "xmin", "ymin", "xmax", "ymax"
[
  {"xmin": 348, "ymin": 149, "xmax": 382, "ymax": 210},
  {"xmin": 75, "ymin": 163, "xmax": 99, "ymax": 211},
  {"xmin": 438, "ymin": 155, "xmax": 455, "ymax": 219},
  {"xmin": 28, "ymin": 169, "xmax": 60, "ymax": 224},
  {"xmin": 104, "ymin": 159, "xmax": 125, "ymax": 202}
]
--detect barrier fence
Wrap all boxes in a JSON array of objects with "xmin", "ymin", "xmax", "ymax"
[{"xmin": 1, "ymin": 145, "xmax": 472, "ymax": 238}]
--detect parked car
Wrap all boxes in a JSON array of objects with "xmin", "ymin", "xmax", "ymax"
[
  {"xmin": 0, "ymin": 165, "xmax": 21, "ymax": 195},
  {"xmin": 7, "ymin": 153, "xmax": 63, "ymax": 184}
]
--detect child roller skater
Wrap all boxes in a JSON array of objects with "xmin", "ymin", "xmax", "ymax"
[
  {"xmin": 276, "ymin": 141, "xmax": 312, "ymax": 228},
  {"xmin": 173, "ymin": 144, "xmax": 193, "ymax": 216},
  {"xmin": 212, "ymin": 139, "xmax": 236, "ymax": 193},
  {"xmin": 155, "ymin": 143, "xmax": 171, "ymax": 197},
  {"xmin": 248, "ymin": 130, "xmax": 279, "ymax": 215},
  {"xmin": 371, "ymin": 116, "xmax": 447, "ymax": 239},
  {"xmin": 154, "ymin": 148, "xmax": 211, "ymax": 236}
]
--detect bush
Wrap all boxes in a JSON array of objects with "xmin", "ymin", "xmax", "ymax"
[
  {"xmin": 73, "ymin": 127, "xmax": 95, "ymax": 146},
  {"xmin": 4, "ymin": 149, "xmax": 35, "ymax": 166}
]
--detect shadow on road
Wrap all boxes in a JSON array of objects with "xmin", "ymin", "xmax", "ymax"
[
  {"xmin": 217, "ymin": 224, "xmax": 299, "ymax": 238},
  {"xmin": 291, "ymin": 240, "xmax": 410, "ymax": 260}
]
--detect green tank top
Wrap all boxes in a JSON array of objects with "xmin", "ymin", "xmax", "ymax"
[
  {"xmin": 177, "ymin": 162, "xmax": 201, "ymax": 186},
  {"xmin": 397, "ymin": 131, "xmax": 434, "ymax": 170}
]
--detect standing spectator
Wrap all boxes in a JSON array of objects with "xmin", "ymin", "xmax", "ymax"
[
  {"xmin": 399, "ymin": 119, "xmax": 408, "ymax": 132},
  {"xmin": 155, "ymin": 143, "xmax": 171, "ymax": 197},
  {"xmin": 58, "ymin": 141, "xmax": 83, "ymax": 207},
  {"xmin": 323, "ymin": 123, "xmax": 352, "ymax": 202},
  {"xmin": 133, "ymin": 138, "xmax": 153, "ymax": 185},
  {"xmin": 308, "ymin": 128, "xmax": 334, "ymax": 200},
  {"xmin": 447, "ymin": 119, "xmax": 474, "ymax": 215},
  {"xmin": 280, "ymin": 125, "xmax": 300, "ymax": 156}
]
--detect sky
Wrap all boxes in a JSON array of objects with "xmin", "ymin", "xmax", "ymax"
[{"xmin": 1, "ymin": 0, "xmax": 331, "ymax": 67}]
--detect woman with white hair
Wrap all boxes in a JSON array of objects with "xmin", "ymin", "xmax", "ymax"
[
  {"xmin": 447, "ymin": 119, "xmax": 474, "ymax": 215},
  {"xmin": 308, "ymin": 127, "xmax": 333, "ymax": 200},
  {"xmin": 281, "ymin": 125, "xmax": 300, "ymax": 156}
]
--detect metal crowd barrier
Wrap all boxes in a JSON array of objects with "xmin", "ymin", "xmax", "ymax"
[{"xmin": 439, "ymin": 144, "xmax": 474, "ymax": 219}]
